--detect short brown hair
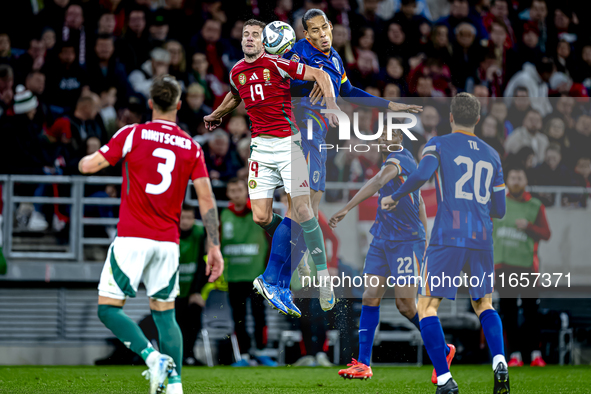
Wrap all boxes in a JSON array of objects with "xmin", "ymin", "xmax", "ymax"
[
  {"xmin": 243, "ymin": 19, "xmax": 266, "ymax": 32},
  {"xmin": 451, "ymin": 92, "xmax": 480, "ymax": 127},
  {"xmin": 150, "ymin": 75, "xmax": 181, "ymax": 112}
]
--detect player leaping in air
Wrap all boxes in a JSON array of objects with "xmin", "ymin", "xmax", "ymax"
[
  {"xmin": 204, "ymin": 19, "xmax": 340, "ymax": 315},
  {"xmin": 329, "ymin": 128, "xmax": 432, "ymax": 380},
  {"xmin": 275, "ymin": 8, "xmax": 424, "ymax": 299},
  {"xmin": 381, "ymin": 93, "xmax": 509, "ymax": 394},
  {"xmin": 79, "ymin": 75, "xmax": 224, "ymax": 394}
]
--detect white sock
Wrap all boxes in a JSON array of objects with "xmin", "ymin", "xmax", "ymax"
[
  {"xmin": 531, "ymin": 350, "xmax": 542, "ymax": 360},
  {"xmin": 492, "ymin": 354, "xmax": 507, "ymax": 371},
  {"xmin": 167, "ymin": 382, "xmax": 183, "ymax": 394},
  {"xmin": 317, "ymin": 268, "xmax": 329, "ymax": 278},
  {"xmin": 437, "ymin": 372, "xmax": 452, "ymax": 386},
  {"xmin": 145, "ymin": 350, "xmax": 161, "ymax": 368}
]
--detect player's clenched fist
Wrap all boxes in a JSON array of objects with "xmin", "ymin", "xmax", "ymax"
[
  {"xmin": 329, "ymin": 208, "xmax": 349, "ymax": 229},
  {"xmin": 380, "ymin": 195, "xmax": 399, "ymax": 211},
  {"xmin": 203, "ymin": 114, "xmax": 222, "ymax": 131}
]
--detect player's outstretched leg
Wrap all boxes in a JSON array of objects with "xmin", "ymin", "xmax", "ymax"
[
  {"xmin": 338, "ymin": 303, "xmax": 379, "ymax": 380},
  {"xmin": 474, "ymin": 299, "xmax": 509, "ymax": 394},
  {"xmin": 151, "ymin": 308, "xmax": 183, "ymax": 394},
  {"xmin": 291, "ymin": 195, "xmax": 335, "ymax": 311},
  {"xmin": 276, "ymin": 223, "xmax": 307, "ymax": 317},
  {"xmin": 98, "ymin": 303, "xmax": 174, "ymax": 394}
]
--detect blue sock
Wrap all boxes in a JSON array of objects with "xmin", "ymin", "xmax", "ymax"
[
  {"xmin": 277, "ymin": 222, "xmax": 306, "ymax": 288},
  {"xmin": 409, "ymin": 313, "xmax": 420, "ymax": 331},
  {"xmin": 262, "ymin": 218, "xmax": 294, "ymax": 285},
  {"xmin": 420, "ymin": 316, "xmax": 449, "ymax": 377},
  {"xmin": 358, "ymin": 305, "xmax": 380, "ymax": 366},
  {"xmin": 480, "ymin": 309, "xmax": 505, "ymax": 358}
]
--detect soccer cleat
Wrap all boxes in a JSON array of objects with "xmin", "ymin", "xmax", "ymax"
[
  {"xmin": 435, "ymin": 378, "xmax": 459, "ymax": 394},
  {"xmin": 231, "ymin": 359, "xmax": 251, "ymax": 367},
  {"xmin": 296, "ymin": 250, "xmax": 311, "ymax": 282},
  {"xmin": 255, "ymin": 355, "xmax": 278, "ymax": 367},
  {"xmin": 530, "ymin": 356, "xmax": 546, "ymax": 367},
  {"xmin": 318, "ymin": 276, "xmax": 336, "ymax": 311},
  {"xmin": 493, "ymin": 362, "xmax": 510, "ymax": 394},
  {"xmin": 338, "ymin": 359, "xmax": 373, "ymax": 380},
  {"xmin": 280, "ymin": 288, "xmax": 301, "ymax": 317},
  {"xmin": 142, "ymin": 353, "xmax": 175, "ymax": 394},
  {"xmin": 253, "ymin": 275, "xmax": 289, "ymax": 315},
  {"xmin": 432, "ymin": 344, "xmax": 456, "ymax": 384},
  {"xmin": 507, "ymin": 352, "xmax": 523, "ymax": 367}
]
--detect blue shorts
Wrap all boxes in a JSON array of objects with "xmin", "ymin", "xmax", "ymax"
[
  {"xmin": 420, "ymin": 245, "xmax": 494, "ymax": 300},
  {"xmin": 363, "ymin": 238, "xmax": 425, "ymax": 281},
  {"xmin": 301, "ymin": 130, "xmax": 326, "ymax": 192}
]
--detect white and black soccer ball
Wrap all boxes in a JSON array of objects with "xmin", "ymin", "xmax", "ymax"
[{"xmin": 262, "ymin": 21, "xmax": 296, "ymax": 55}]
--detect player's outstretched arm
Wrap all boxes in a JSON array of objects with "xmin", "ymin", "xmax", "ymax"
[
  {"xmin": 302, "ymin": 66, "xmax": 340, "ymax": 127},
  {"xmin": 193, "ymin": 177, "xmax": 223, "ymax": 282},
  {"xmin": 329, "ymin": 164, "xmax": 399, "ymax": 228},
  {"xmin": 204, "ymin": 92, "xmax": 242, "ymax": 131},
  {"xmin": 382, "ymin": 155, "xmax": 439, "ymax": 211},
  {"xmin": 78, "ymin": 152, "xmax": 111, "ymax": 174}
]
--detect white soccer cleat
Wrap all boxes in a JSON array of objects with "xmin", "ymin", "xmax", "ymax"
[
  {"xmin": 296, "ymin": 250, "xmax": 311, "ymax": 282},
  {"xmin": 166, "ymin": 382, "xmax": 184, "ymax": 394},
  {"xmin": 142, "ymin": 352, "xmax": 175, "ymax": 394},
  {"xmin": 318, "ymin": 276, "xmax": 336, "ymax": 311}
]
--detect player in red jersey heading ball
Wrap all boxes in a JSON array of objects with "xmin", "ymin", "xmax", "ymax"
[
  {"xmin": 204, "ymin": 19, "xmax": 339, "ymax": 316},
  {"xmin": 79, "ymin": 75, "xmax": 223, "ymax": 394}
]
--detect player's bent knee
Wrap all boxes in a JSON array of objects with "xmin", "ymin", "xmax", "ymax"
[
  {"xmin": 253, "ymin": 212, "xmax": 272, "ymax": 228},
  {"xmin": 362, "ymin": 293, "xmax": 382, "ymax": 307},
  {"xmin": 396, "ymin": 298, "xmax": 417, "ymax": 318},
  {"xmin": 471, "ymin": 297, "xmax": 494, "ymax": 317}
]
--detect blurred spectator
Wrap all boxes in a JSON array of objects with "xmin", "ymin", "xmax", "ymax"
[
  {"xmin": 546, "ymin": 95, "xmax": 576, "ymax": 130},
  {"xmin": 60, "ymin": 4, "xmax": 87, "ymax": 66},
  {"xmin": 14, "ymin": 38, "xmax": 47, "ymax": 83},
  {"xmin": 161, "ymin": 0, "xmax": 193, "ymax": 46},
  {"xmin": 543, "ymin": 117, "xmax": 570, "ymax": 157},
  {"xmin": 148, "ymin": 10, "xmax": 170, "ymax": 49},
  {"xmin": 483, "ymin": 0, "xmax": 515, "ymax": 48},
  {"xmin": 87, "ymin": 34, "xmax": 131, "ymax": 106},
  {"xmin": 577, "ymin": 44, "xmax": 591, "ymax": 92},
  {"xmin": 331, "ymin": 24, "xmax": 355, "ymax": 66},
  {"xmin": 485, "ymin": 18, "xmax": 516, "ymax": 89},
  {"xmin": 417, "ymin": 105, "xmax": 440, "ymax": 140},
  {"xmin": 383, "ymin": 82, "xmax": 401, "ymax": 98},
  {"xmin": 355, "ymin": 26, "xmax": 375, "ymax": 52},
  {"xmin": 348, "ymin": 49, "xmax": 379, "ymax": 87},
  {"xmin": 380, "ymin": 22, "xmax": 415, "ymax": 66},
  {"xmin": 0, "ymin": 64, "xmax": 14, "ymax": 120},
  {"xmin": 505, "ymin": 109, "xmax": 547, "ymax": 166},
  {"xmin": 177, "ymin": 83, "xmax": 211, "ymax": 136},
  {"xmin": 476, "ymin": 114, "xmax": 505, "ymax": 157},
  {"xmin": 489, "ymin": 100, "xmax": 511, "ymax": 136},
  {"xmin": 504, "ymin": 57, "xmax": 554, "ymax": 117},
  {"xmin": 360, "ymin": 0, "xmax": 386, "ymax": 35},
  {"xmin": 224, "ymin": 20, "xmax": 247, "ymax": 70},
  {"xmin": 47, "ymin": 94, "xmax": 103, "ymax": 168},
  {"xmin": 436, "ymin": 0, "xmax": 488, "ymax": 43},
  {"xmin": 515, "ymin": 22, "xmax": 544, "ymax": 72},
  {"xmin": 0, "ymin": 33, "xmax": 17, "ymax": 68},
  {"xmin": 506, "ymin": 87, "xmax": 532, "ymax": 131},
  {"xmin": 98, "ymin": 86, "xmax": 118, "ymax": 138},
  {"xmin": 37, "ymin": 0, "xmax": 70, "ymax": 36},
  {"xmin": 165, "ymin": 40, "xmax": 188, "ymax": 87},
  {"xmin": 425, "ymin": 24, "xmax": 452, "ymax": 67},
  {"xmin": 221, "ymin": 178, "xmax": 272, "ymax": 366},
  {"xmin": 227, "ymin": 114, "xmax": 249, "ymax": 145},
  {"xmin": 116, "ymin": 7, "xmax": 151, "ymax": 74},
  {"xmin": 187, "ymin": 52, "xmax": 226, "ymax": 108},
  {"xmin": 567, "ymin": 156, "xmax": 591, "ymax": 207},
  {"xmin": 379, "ymin": 57, "xmax": 408, "ymax": 96},
  {"xmin": 129, "ymin": 48, "xmax": 171, "ymax": 99},
  {"xmin": 569, "ymin": 114, "xmax": 591, "ymax": 160},
  {"xmin": 97, "ymin": 12, "xmax": 117, "ymax": 36},
  {"xmin": 236, "ymin": 138, "xmax": 251, "ymax": 181},
  {"xmin": 391, "ymin": 0, "xmax": 429, "ymax": 48},
  {"xmin": 25, "ymin": 71, "xmax": 46, "ymax": 98},
  {"xmin": 530, "ymin": 145, "xmax": 570, "ymax": 205},
  {"xmin": 42, "ymin": 41, "xmax": 88, "ymax": 115},
  {"xmin": 190, "ymin": 19, "xmax": 227, "ymax": 82},
  {"xmin": 176, "ymin": 204, "xmax": 207, "ymax": 366},
  {"xmin": 41, "ymin": 28, "xmax": 57, "ymax": 53},
  {"xmin": 518, "ymin": 0, "xmax": 548, "ymax": 53},
  {"xmin": 554, "ymin": 39, "xmax": 575, "ymax": 77},
  {"xmin": 450, "ymin": 22, "xmax": 481, "ymax": 91},
  {"xmin": 203, "ymin": 130, "xmax": 242, "ymax": 182}
]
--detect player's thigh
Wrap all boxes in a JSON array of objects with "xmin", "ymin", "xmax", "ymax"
[
  {"xmin": 248, "ymin": 137, "xmax": 282, "ymax": 200},
  {"xmin": 98, "ymin": 237, "xmax": 150, "ymax": 300},
  {"xmin": 143, "ymin": 241, "xmax": 181, "ymax": 303},
  {"xmin": 385, "ymin": 240, "xmax": 424, "ymax": 284},
  {"xmin": 420, "ymin": 245, "xmax": 466, "ymax": 300},
  {"xmin": 362, "ymin": 274, "xmax": 388, "ymax": 305},
  {"xmin": 279, "ymin": 134, "xmax": 310, "ymax": 200},
  {"xmin": 464, "ymin": 249, "xmax": 495, "ymax": 302},
  {"xmin": 310, "ymin": 189, "xmax": 323, "ymax": 218}
]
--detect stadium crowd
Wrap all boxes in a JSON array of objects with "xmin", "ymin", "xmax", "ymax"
[{"xmin": 0, "ymin": 0, "xmax": 590, "ymax": 208}]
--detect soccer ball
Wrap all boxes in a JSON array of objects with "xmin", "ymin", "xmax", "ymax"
[{"xmin": 263, "ymin": 21, "xmax": 296, "ymax": 55}]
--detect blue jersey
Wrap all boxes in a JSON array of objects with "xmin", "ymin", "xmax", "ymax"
[
  {"xmin": 284, "ymin": 39, "xmax": 347, "ymax": 140},
  {"xmin": 422, "ymin": 131, "xmax": 505, "ymax": 250},
  {"xmin": 371, "ymin": 148, "xmax": 426, "ymax": 242}
]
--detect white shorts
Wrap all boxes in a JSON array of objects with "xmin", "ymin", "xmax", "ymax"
[
  {"xmin": 98, "ymin": 236, "xmax": 180, "ymax": 302},
  {"xmin": 247, "ymin": 134, "xmax": 310, "ymax": 200}
]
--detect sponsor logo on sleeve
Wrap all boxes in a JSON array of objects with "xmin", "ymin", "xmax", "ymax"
[
  {"xmin": 297, "ymin": 63, "xmax": 304, "ymax": 75},
  {"xmin": 290, "ymin": 54, "xmax": 300, "ymax": 62}
]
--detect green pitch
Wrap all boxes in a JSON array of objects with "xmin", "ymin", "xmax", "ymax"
[{"xmin": 1, "ymin": 365, "xmax": 590, "ymax": 393}]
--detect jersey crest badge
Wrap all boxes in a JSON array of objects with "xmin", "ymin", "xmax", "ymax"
[
  {"xmin": 239, "ymin": 73, "xmax": 246, "ymax": 85},
  {"xmin": 249, "ymin": 180, "xmax": 257, "ymax": 189},
  {"xmin": 313, "ymin": 171, "xmax": 320, "ymax": 183},
  {"xmin": 263, "ymin": 68, "xmax": 271, "ymax": 81},
  {"xmin": 290, "ymin": 53, "xmax": 300, "ymax": 62},
  {"xmin": 332, "ymin": 57, "xmax": 340, "ymax": 72}
]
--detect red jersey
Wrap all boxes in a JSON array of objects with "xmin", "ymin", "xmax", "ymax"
[
  {"xmin": 229, "ymin": 53, "xmax": 306, "ymax": 138},
  {"xmin": 99, "ymin": 119, "xmax": 208, "ymax": 244}
]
